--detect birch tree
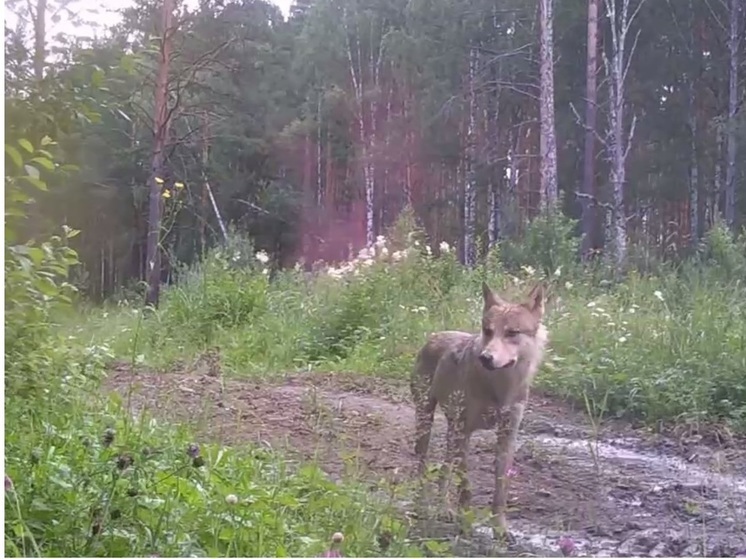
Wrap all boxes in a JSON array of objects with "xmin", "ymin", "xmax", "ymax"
[
  {"xmin": 343, "ymin": 3, "xmax": 383, "ymax": 247},
  {"xmin": 581, "ymin": 0, "xmax": 600, "ymax": 258},
  {"xmin": 464, "ymin": 46, "xmax": 478, "ymax": 267},
  {"xmin": 724, "ymin": 0, "xmax": 743, "ymax": 229},
  {"xmin": 601, "ymin": 0, "xmax": 646, "ymax": 266},
  {"xmin": 539, "ymin": 0, "xmax": 558, "ymax": 208}
]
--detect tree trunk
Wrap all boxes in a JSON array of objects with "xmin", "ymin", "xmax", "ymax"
[
  {"xmin": 487, "ymin": 32, "xmax": 501, "ymax": 247},
  {"xmin": 463, "ymin": 47, "xmax": 478, "ymax": 267},
  {"xmin": 145, "ymin": 0, "xmax": 174, "ymax": 308},
  {"xmin": 200, "ymin": 111, "xmax": 210, "ymax": 255},
  {"xmin": 724, "ymin": 0, "xmax": 742, "ymax": 228},
  {"xmin": 602, "ymin": 0, "xmax": 645, "ymax": 267},
  {"xmin": 581, "ymin": 0, "xmax": 599, "ymax": 258},
  {"xmin": 687, "ymin": 0, "xmax": 700, "ymax": 244},
  {"xmin": 539, "ymin": 0, "xmax": 559, "ymax": 208},
  {"xmin": 316, "ymin": 92, "xmax": 323, "ymax": 207},
  {"xmin": 33, "ymin": 0, "xmax": 47, "ymax": 81}
]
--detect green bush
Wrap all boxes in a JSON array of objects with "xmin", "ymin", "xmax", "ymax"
[
  {"xmin": 71, "ymin": 208, "xmax": 746, "ymax": 433},
  {"xmin": 4, "ymin": 144, "xmax": 427, "ymax": 557}
]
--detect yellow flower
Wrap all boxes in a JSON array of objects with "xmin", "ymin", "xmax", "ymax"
[
  {"xmin": 174, "ymin": 181, "xmax": 185, "ymax": 189},
  {"xmin": 155, "ymin": 177, "xmax": 164, "ymax": 184},
  {"xmin": 162, "ymin": 190, "xmax": 171, "ymax": 199}
]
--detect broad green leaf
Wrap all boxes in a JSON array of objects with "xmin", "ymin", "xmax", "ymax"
[
  {"xmin": 20, "ymin": 175, "xmax": 48, "ymax": 191},
  {"xmin": 30, "ymin": 157, "xmax": 55, "ymax": 171},
  {"xmin": 5, "ymin": 145, "xmax": 23, "ymax": 169},
  {"xmin": 24, "ymin": 164, "xmax": 40, "ymax": 179},
  {"xmin": 18, "ymin": 139, "xmax": 34, "ymax": 153}
]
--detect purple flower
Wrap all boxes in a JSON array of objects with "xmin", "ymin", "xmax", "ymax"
[
  {"xmin": 187, "ymin": 443, "xmax": 200, "ymax": 459},
  {"xmin": 5, "ymin": 475, "xmax": 13, "ymax": 492},
  {"xmin": 559, "ymin": 536, "xmax": 576, "ymax": 556},
  {"xmin": 507, "ymin": 467, "xmax": 518, "ymax": 478}
]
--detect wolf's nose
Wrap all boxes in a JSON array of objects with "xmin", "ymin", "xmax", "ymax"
[{"xmin": 479, "ymin": 352, "xmax": 494, "ymax": 368}]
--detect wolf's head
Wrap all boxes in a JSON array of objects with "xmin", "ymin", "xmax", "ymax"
[{"xmin": 477, "ymin": 281, "xmax": 548, "ymax": 371}]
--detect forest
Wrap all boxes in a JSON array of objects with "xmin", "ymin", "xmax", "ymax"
[{"xmin": 4, "ymin": 0, "xmax": 746, "ymax": 556}]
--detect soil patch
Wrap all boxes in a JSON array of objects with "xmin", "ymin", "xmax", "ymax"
[{"xmin": 104, "ymin": 363, "xmax": 746, "ymax": 557}]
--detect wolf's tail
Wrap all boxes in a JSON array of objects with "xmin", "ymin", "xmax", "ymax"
[{"xmin": 411, "ymin": 347, "xmax": 437, "ymax": 473}]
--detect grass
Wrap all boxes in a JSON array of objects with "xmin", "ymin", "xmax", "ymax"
[
  {"xmin": 7, "ymin": 210, "xmax": 746, "ymax": 557},
  {"xmin": 69, "ymin": 222, "xmax": 746, "ymax": 432}
]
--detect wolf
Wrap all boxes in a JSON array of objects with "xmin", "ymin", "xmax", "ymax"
[{"xmin": 410, "ymin": 281, "xmax": 549, "ymax": 535}]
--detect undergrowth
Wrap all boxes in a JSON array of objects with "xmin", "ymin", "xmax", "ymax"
[
  {"xmin": 72, "ymin": 213, "xmax": 746, "ymax": 433},
  {"xmin": 4, "ymin": 140, "xmax": 430, "ymax": 557}
]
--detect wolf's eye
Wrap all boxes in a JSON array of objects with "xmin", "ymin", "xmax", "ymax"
[
  {"xmin": 506, "ymin": 329, "xmax": 521, "ymax": 338},
  {"xmin": 483, "ymin": 327, "xmax": 494, "ymax": 337}
]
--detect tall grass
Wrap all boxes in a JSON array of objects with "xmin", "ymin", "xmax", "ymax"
[{"xmin": 71, "ymin": 214, "xmax": 746, "ymax": 432}]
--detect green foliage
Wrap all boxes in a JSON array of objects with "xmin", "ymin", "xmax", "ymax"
[
  {"xmin": 160, "ymin": 235, "xmax": 270, "ymax": 346},
  {"xmin": 4, "ymin": 401, "xmax": 418, "ymax": 557},
  {"xmin": 74, "ymin": 207, "xmax": 746, "ymax": 433},
  {"xmin": 4, "ymin": 140, "xmax": 85, "ymax": 401},
  {"xmin": 694, "ymin": 219, "xmax": 746, "ymax": 282},
  {"xmin": 499, "ymin": 208, "xmax": 581, "ymax": 279},
  {"xmin": 4, "ymin": 150, "xmax": 423, "ymax": 558}
]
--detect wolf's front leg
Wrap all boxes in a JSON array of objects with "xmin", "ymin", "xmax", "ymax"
[{"xmin": 492, "ymin": 402, "xmax": 526, "ymax": 535}]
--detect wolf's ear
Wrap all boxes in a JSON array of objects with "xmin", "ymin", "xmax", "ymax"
[
  {"xmin": 482, "ymin": 281, "xmax": 506, "ymax": 309},
  {"xmin": 524, "ymin": 282, "xmax": 546, "ymax": 318}
]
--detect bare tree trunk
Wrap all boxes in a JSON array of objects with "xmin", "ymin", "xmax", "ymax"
[
  {"xmin": 601, "ymin": 0, "xmax": 645, "ymax": 267},
  {"xmin": 145, "ymin": 0, "xmax": 174, "ymax": 308},
  {"xmin": 316, "ymin": 92, "xmax": 323, "ymax": 207},
  {"xmin": 581, "ymin": 0, "xmax": 599, "ymax": 258},
  {"xmin": 688, "ymin": 81, "xmax": 699, "ymax": 244},
  {"xmin": 404, "ymin": 91, "xmax": 413, "ymax": 207},
  {"xmin": 539, "ymin": 0, "xmax": 559, "ymax": 208},
  {"xmin": 687, "ymin": 0, "xmax": 700, "ymax": 244},
  {"xmin": 487, "ymin": 62, "xmax": 500, "ymax": 247},
  {"xmin": 200, "ymin": 111, "xmax": 210, "ymax": 255},
  {"xmin": 344, "ymin": 8, "xmax": 380, "ymax": 247},
  {"xmin": 724, "ymin": 0, "xmax": 742, "ymax": 228},
  {"xmin": 464, "ymin": 47, "xmax": 478, "ymax": 267},
  {"xmin": 712, "ymin": 126, "xmax": 724, "ymax": 227},
  {"xmin": 32, "ymin": 0, "xmax": 47, "ymax": 80}
]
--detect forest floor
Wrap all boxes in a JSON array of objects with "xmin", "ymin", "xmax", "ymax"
[{"xmin": 104, "ymin": 362, "xmax": 746, "ymax": 557}]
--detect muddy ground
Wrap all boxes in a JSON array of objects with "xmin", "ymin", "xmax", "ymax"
[{"xmin": 104, "ymin": 360, "xmax": 746, "ymax": 557}]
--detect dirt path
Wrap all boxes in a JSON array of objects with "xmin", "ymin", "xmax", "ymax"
[{"xmin": 105, "ymin": 364, "xmax": 746, "ymax": 557}]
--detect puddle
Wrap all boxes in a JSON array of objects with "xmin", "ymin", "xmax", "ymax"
[{"xmin": 531, "ymin": 434, "xmax": 746, "ymax": 494}]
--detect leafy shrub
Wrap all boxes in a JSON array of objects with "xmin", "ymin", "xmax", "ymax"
[{"xmin": 499, "ymin": 208, "xmax": 580, "ymax": 279}]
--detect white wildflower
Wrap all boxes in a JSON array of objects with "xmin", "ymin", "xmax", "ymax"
[
  {"xmin": 225, "ymin": 494, "xmax": 238, "ymax": 505},
  {"xmin": 361, "ymin": 258, "xmax": 373, "ymax": 268},
  {"xmin": 628, "ymin": 307, "xmax": 636, "ymax": 314},
  {"xmin": 653, "ymin": 290, "xmax": 664, "ymax": 302},
  {"xmin": 565, "ymin": 282, "xmax": 573, "ymax": 290},
  {"xmin": 554, "ymin": 266, "xmax": 562, "ymax": 277},
  {"xmin": 413, "ymin": 240, "xmax": 420, "ymax": 247},
  {"xmin": 255, "ymin": 250, "xmax": 269, "ymax": 264},
  {"xmin": 380, "ymin": 246, "xmax": 389, "ymax": 257},
  {"xmin": 425, "ymin": 245, "xmax": 432, "ymax": 256},
  {"xmin": 522, "ymin": 265, "xmax": 536, "ymax": 277},
  {"xmin": 391, "ymin": 250, "xmax": 404, "ymax": 262},
  {"xmin": 439, "ymin": 241, "xmax": 451, "ymax": 253},
  {"xmin": 357, "ymin": 247, "xmax": 373, "ymax": 261},
  {"xmin": 618, "ymin": 336, "xmax": 627, "ymax": 343},
  {"xmin": 587, "ymin": 301, "xmax": 596, "ymax": 308},
  {"xmin": 262, "ymin": 268, "xmax": 269, "ymax": 276}
]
